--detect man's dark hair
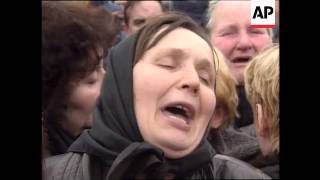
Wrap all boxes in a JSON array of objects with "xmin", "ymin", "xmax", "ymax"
[{"xmin": 124, "ymin": 1, "xmax": 165, "ymax": 26}]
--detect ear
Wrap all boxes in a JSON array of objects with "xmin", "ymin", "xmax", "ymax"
[
  {"xmin": 255, "ymin": 104, "xmax": 269, "ymax": 137},
  {"xmin": 211, "ymin": 107, "xmax": 224, "ymax": 129}
]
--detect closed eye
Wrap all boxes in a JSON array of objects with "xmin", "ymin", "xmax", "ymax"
[
  {"xmin": 84, "ymin": 75, "xmax": 98, "ymax": 85},
  {"xmin": 200, "ymin": 74, "xmax": 212, "ymax": 86},
  {"xmin": 83, "ymin": 71, "xmax": 99, "ymax": 85},
  {"xmin": 158, "ymin": 64, "xmax": 175, "ymax": 69},
  {"xmin": 155, "ymin": 56, "xmax": 177, "ymax": 70},
  {"xmin": 86, "ymin": 79, "xmax": 98, "ymax": 85},
  {"xmin": 221, "ymin": 32, "xmax": 234, "ymax": 36},
  {"xmin": 198, "ymin": 71, "xmax": 212, "ymax": 86},
  {"xmin": 197, "ymin": 61, "xmax": 214, "ymax": 88},
  {"xmin": 200, "ymin": 77, "xmax": 210, "ymax": 85},
  {"xmin": 133, "ymin": 19, "xmax": 146, "ymax": 26},
  {"xmin": 218, "ymin": 25, "xmax": 238, "ymax": 37}
]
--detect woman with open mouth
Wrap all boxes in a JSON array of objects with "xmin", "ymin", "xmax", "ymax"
[{"xmin": 43, "ymin": 12, "xmax": 270, "ymax": 180}]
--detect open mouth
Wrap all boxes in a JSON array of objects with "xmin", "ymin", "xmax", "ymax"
[
  {"xmin": 162, "ymin": 103, "xmax": 195, "ymax": 124},
  {"xmin": 232, "ymin": 57, "xmax": 251, "ymax": 64}
]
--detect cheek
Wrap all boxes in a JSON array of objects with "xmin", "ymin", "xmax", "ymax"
[
  {"xmin": 133, "ymin": 73, "xmax": 155, "ymax": 106},
  {"xmin": 70, "ymin": 86, "xmax": 101, "ymax": 110},
  {"xmin": 212, "ymin": 37, "xmax": 235, "ymax": 59},
  {"xmin": 133, "ymin": 64, "xmax": 172, "ymax": 128},
  {"xmin": 133, "ymin": 64, "xmax": 170, "ymax": 105},
  {"xmin": 133, "ymin": 68, "xmax": 154, "ymax": 120},
  {"xmin": 252, "ymin": 35, "xmax": 273, "ymax": 51},
  {"xmin": 129, "ymin": 21, "xmax": 139, "ymax": 32},
  {"xmin": 132, "ymin": 25, "xmax": 138, "ymax": 31},
  {"xmin": 133, "ymin": 67, "xmax": 161, "ymax": 139}
]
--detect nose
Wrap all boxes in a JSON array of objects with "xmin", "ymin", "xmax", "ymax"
[
  {"xmin": 178, "ymin": 66, "xmax": 200, "ymax": 95},
  {"xmin": 236, "ymin": 31, "xmax": 253, "ymax": 52}
]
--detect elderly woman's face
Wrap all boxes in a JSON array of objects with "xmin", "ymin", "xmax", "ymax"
[
  {"xmin": 209, "ymin": 1, "xmax": 272, "ymax": 84},
  {"xmin": 133, "ymin": 28, "xmax": 216, "ymax": 159}
]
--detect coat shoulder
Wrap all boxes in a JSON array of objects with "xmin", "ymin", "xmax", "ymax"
[
  {"xmin": 42, "ymin": 152, "xmax": 90, "ymax": 180},
  {"xmin": 211, "ymin": 154, "xmax": 271, "ymax": 179}
]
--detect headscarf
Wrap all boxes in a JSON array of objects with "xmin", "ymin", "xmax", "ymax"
[
  {"xmin": 69, "ymin": 28, "xmax": 216, "ymax": 179},
  {"xmin": 46, "ymin": 122, "xmax": 76, "ymax": 155}
]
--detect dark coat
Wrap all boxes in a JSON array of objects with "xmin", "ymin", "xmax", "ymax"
[
  {"xmin": 234, "ymin": 86, "xmax": 254, "ymax": 128},
  {"xmin": 208, "ymin": 125, "xmax": 279, "ymax": 179},
  {"xmin": 43, "ymin": 151, "xmax": 270, "ymax": 179},
  {"xmin": 171, "ymin": 0, "xmax": 209, "ymax": 28},
  {"xmin": 45, "ymin": 123, "xmax": 76, "ymax": 156}
]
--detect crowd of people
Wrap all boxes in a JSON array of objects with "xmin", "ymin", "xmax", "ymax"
[{"xmin": 42, "ymin": 1, "xmax": 279, "ymax": 179}]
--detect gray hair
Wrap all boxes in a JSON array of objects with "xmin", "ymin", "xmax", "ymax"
[{"xmin": 206, "ymin": 0, "xmax": 220, "ymax": 33}]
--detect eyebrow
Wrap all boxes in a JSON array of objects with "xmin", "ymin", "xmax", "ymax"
[
  {"xmin": 158, "ymin": 48, "xmax": 214, "ymax": 66},
  {"xmin": 197, "ymin": 59, "xmax": 213, "ymax": 70},
  {"xmin": 158, "ymin": 48, "xmax": 188, "ymax": 60},
  {"xmin": 216, "ymin": 24, "xmax": 238, "ymax": 33}
]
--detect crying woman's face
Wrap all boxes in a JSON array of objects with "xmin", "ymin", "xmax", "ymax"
[{"xmin": 133, "ymin": 27, "xmax": 216, "ymax": 159}]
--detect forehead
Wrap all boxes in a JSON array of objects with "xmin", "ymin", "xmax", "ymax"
[
  {"xmin": 148, "ymin": 28, "xmax": 214, "ymax": 64},
  {"xmin": 212, "ymin": 1, "xmax": 251, "ymax": 28},
  {"xmin": 130, "ymin": 1, "xmax": 162, "ymax": 19}
]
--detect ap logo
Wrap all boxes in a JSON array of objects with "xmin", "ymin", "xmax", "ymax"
[{"xmin": 251, "ymin": 0, "xmax": 275, "ymax": 28}]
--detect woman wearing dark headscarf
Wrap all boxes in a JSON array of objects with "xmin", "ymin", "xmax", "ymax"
[{"xmin": 43, "ymin": 13, "xmax": 270, "ymax": 179}]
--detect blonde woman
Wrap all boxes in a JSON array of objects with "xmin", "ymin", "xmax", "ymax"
[
  {"xmin": 244, "ymin": 45, "xmax": 279, "ymax": 178},
  {"xmin": 208, "ymin": 47, "xmax": 278, "ymax": 178},
  {"xmin": 209, "ymin": 48, "xmax": 239, "ymax": 130}
]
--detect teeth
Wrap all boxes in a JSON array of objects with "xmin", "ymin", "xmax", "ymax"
[
  {"xmin": 175, "ymin": 105, "xmax": 190, "ymax": 118},
  {"xmin": 176, "ymin": 105, "xmax": 184, "ymax": 110}
]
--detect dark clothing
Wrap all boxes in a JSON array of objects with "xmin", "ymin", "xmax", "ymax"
[
  {"xmin": 253, "ymin": 153, "xmax": 279, "ymax": 179},
  {"xmin": 208, "ymin": 125, "xmax": 279, "ymax": 178},
  {"xmin": 234, "ymin": 86, "xmax": 254, "ymax": 128},
  {"xmin": 45, "ymin": 123, "xmax": 76, "ymax": 156},
  {"xmin": 171, "ymin": 0, "xmax": 209, "ymax": 28},
  {"xmin": 44, "ymin": 29, "xmax": 270, "ymax": 179},
  {"xmin": 43, "ymin": 151, "xmax": 270, "ymax": 180}
]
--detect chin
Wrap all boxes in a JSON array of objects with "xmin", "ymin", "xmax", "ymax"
[
  {"xmin": 235, "ymin": 74, "xmax": 244, "ymax": 85},
  {"xmin": 156, "ymin": 138, "xmax": 199, "ymax": 159},
  {"xmin": 162, "ymin": 146, "xmax": 193, "ymax": 159}
]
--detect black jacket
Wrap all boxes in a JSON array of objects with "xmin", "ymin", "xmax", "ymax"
[
  {"xmin": 234, "ymin": 86, "xmax": 254, "ymax": 128},
  {"xmin": 45, "ymin": 123, "xmax": 76, "ymax": 156},
  {"xmin": 208, "ymin": 125, "xmax": 279, "ymax": 179},
  {"xmin": 43, "ymin": 151, "xmax": 270, "ymax": 179}
]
